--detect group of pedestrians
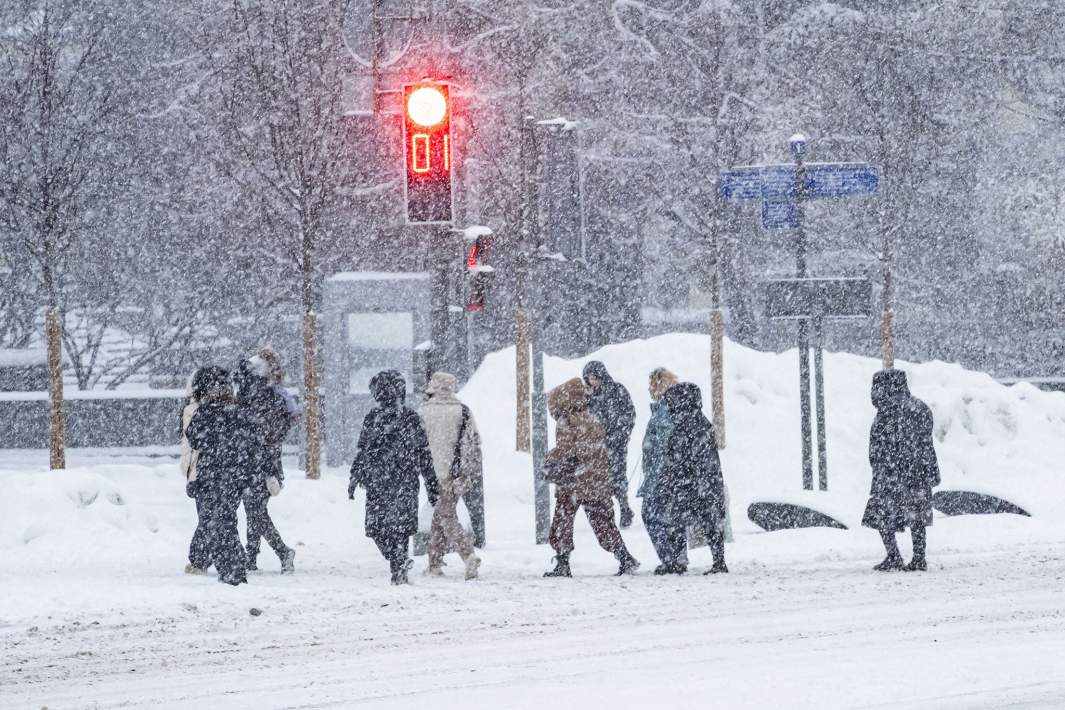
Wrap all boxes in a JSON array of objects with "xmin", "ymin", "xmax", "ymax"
[
  {"xmin": 180, "ymin": 349, "xmax": 298, "ymax": 585},
  {"xmin": 180, "ymin": 349, "xmax": 940, "ymax": 586}
]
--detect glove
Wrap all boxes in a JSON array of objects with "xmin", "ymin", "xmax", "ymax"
[
  {"xmin": 427, "ymin": 491, "xmax": 440, "ymax": 507},
  {"xmin": 347, "ymin": 479, "xmax": 357, "ymax": 500},
  {"xmin": 185, "ymin": 480, "xmax": 199, "ymax": 499}
]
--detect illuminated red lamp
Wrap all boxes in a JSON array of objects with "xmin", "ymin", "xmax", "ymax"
[{"xmin": 402, "ymin": 81, "xmax": 454, "ymax": 224}]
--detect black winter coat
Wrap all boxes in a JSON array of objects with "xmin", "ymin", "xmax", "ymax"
[
  {"xmin": 584, "ymin": 362, "xmax": 636, "ymax": 467},
  {"xmin": 237, "ymin": 373, "xmax": 291, "ymax": 492},
  {"xmin": 861, "ymin": 370, "xmax": 940, "ymax": 532},
  {"xmin": 657, "ymin": 383, "xmax": 726, "ymax": 530},
  {"xmin": 185, "ymin": 398, "xmax": 255, "ymax": 496},
  {"xmin": 349, "ymin": 371, "xmax": 439, "ymax": 539}
]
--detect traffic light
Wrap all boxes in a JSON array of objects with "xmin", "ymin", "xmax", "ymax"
[
  {"xmin": 465, "ymin": 234, "xmax": 494, "ymax": 311},
  {"xmin": 402, "ymin": 81, "xmax": 454, "ymax": 224}
]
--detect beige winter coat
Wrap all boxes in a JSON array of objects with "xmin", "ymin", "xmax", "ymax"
[
  {"xmin": 179, "ymin": 401, "xmax": 200, "ymax": 482},
  {"xmin": 547, "ymin": 378, "xmax": 611, "ymax": 502},
  {"xmin": 418, "ymin": 388, "xmax": 482, "ymax": 496}
]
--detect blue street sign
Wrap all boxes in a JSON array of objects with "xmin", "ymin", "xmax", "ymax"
[
  {"xmin": 762, "ymin": 196, "xmax": 799, "ymax": 230},
  {"xmin": 718, "ymin": 167, "xmax": 762, "ymax": 201},
  {"xmin": 805, "ymin": 163, "xmax": 880, "ymax": 198},
  {"xmin": 720, "ymin": 162, "xmax": 880, "ymax": 205}
]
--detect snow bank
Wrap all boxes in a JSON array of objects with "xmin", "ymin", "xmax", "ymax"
[{"xmin": 464, "ymin": 333, "xmax": 1065, "ymax": 539}]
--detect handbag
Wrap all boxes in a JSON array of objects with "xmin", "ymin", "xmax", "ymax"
[{"xmin": 266, "ymin": 476, "xmax": 283, "ymax": 497}]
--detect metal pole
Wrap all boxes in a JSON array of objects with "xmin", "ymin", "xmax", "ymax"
[
  {"xmin": 813, "ymin": 313, "xmax": 828, "ymax": 490},
  {"xmin": 792, "ymin": 136, "xmax": 814, "ymax": 491},
  {"xmin": 530, "ymin": 316, "xmax": 550, "ymax": 545},
  {"xmin": 429, "ymin": 226, "xmax": 449, "ymax": 376}
]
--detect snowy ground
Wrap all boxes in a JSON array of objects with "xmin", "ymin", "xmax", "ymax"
[{"xmin": 3, "ymin": 335, "xmax": 1065, "ymax": 708}]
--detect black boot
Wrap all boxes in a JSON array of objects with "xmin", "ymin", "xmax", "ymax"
[
  {"xmin": 618, "ymin": 499, "xmax": 634, "ymax": 529},
  {"xmin": 615, "ymin": 548, "xmax": 640, "ymax": 576},
  {"xmin": 904, "ymin": 526, "xmax": 927, "ymax": 571},
  {"xmin": 390, "ymin": 558, "xmax": 413, "ymax": 585},
  {"xmin": 704, "ymin": 532, "xmax": 728, "ymax": 574},
  {"xmin": 543, "ymin": 553, "xmax": 572, "ymax": 578},
  {"xmin": 874, "ymin": 529, "xmax": 904, "ymax": 571}
]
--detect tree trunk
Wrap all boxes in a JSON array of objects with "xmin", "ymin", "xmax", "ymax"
[
  {"xmin": 710, "ymin": 307, "xmax": 726, "ymax": 450},
  {"xmin": 515, "ymin": 306, "xmax": 530, "ymax": 453},
  {"xmin": 303, "ymin": 310, "xmax": 321, "ymax": 479},
  {"xmin": 47, "ymin": 307, "xmax": 66, "ymax": 470}
]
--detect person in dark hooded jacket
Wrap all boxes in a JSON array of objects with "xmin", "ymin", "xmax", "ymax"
[
  {"xmin": 862, "ymin": 369, "xmax": 940, "ymax": 572},
  {"xmin": 234, "ymin": 356, "xmax": 295, "ymax": 574},
  {"xmin": 349, "ymin": 370, "xmax": 440, "ymax": 585},
  {"xmin": 658, "ymin": 382, "xmax": 728, "ymax": 574},
  {"xmin": 583, "ymin": 361, "xmax": 637, "ymax": 528},
  {"xmin": 185, "ymin": 366, "xmax": 253, "ymax": 586}
]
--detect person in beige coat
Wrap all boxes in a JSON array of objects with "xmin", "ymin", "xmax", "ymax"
[
  {"xmin": 417, "ymin": 372, "xmax": 482, "ymax": 580},
  {"xmin": 542, "ymin": 378, "xmax": 640, "ymax": 578}
]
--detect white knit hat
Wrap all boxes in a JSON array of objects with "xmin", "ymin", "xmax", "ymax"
[{"xmin": 426, "ymin": 371, "xmax": 458, "ymax": 396}]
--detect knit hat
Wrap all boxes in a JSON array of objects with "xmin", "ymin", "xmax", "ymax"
[{"xmin": 426, "ymin": 371, "xmax": 458, "ymax": 396}]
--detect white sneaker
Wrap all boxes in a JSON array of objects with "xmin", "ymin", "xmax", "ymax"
[{"xmin": 464, "ymin": 555, "xmax": 481, "ymax": 580}]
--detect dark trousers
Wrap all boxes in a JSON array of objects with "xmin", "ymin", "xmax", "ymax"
[
  {"xmin": 243, "ymin": 490, "xmax": 287, "ymax": 561},
  {"xmin": 188, "ymin": 493, "xmax": 212, "ymax": 570},
  {"xmin": 549, "ymin": 491, "xmax": 624, "ymax": 555},
  {"xmin": 608, "ymin": 454, "xmax": 630, "ymax": 501},
  {"xmin": 205, "ymin": 481, "xmax": 246, "ymax": 584},
  {"xmin": 642, "ymin": 500, "xmax": 686, "ymax": 566},
  {"xmin": 691, "ymin": 518, "xmax": 726, "ymax": 567},
  {"xmin": 372, "ymin": 534, "xmax": 410, "ymax": 574}
]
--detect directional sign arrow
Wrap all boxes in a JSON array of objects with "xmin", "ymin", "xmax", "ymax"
[{"xmin": 720, "ymin": 163, "xmax": 880, "ymax": 203}]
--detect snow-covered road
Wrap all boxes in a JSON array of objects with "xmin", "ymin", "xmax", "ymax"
[
  {"xmin": 5, "ymin": 335, "xmax": 1065, "ymax": 708},
  {"xmin": 4, "ymin": 540, "xmax": 1064, "ymax": 709}
]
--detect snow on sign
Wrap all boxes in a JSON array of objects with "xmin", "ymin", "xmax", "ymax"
[{"xmin": 719, "ymin": 162, "xmax": 881, "ymax": 230}]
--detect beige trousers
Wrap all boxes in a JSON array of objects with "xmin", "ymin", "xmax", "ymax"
[{"xmin": 429, "ymin": 488, "xmax": 475, "ymax": 568}]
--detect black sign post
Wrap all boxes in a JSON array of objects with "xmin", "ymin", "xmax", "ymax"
[
  {"xmin": 766, "ymin": 276, "xmax": 873, "ymax": 489},
  {"xmin": 720, "ymin": 136, "xmax": 880, "ymax": 491}
]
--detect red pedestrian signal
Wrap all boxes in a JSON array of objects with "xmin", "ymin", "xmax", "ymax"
[
  {"xmin": 465, "ymin": 233, "xmax": 494, "ymax": 312},
  {"xmin": 403, "ymin": 82, "xmax": 454, "ymax": 224}
]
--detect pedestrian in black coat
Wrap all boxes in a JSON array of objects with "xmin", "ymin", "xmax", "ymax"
[
  {"xmin": 583, "ymin": 361, "xmax": 637, "ymax": 528},
  {"xmin": 180, "ymin": 367, "xmax": 213, "ymax": 575},
  {"xmin": 658, "ymin": 382, "xmax": 728, "ymax": 574},
  {"xmin": 862, "ymin": 369, "xmax": 940, "ymax": 572},
  {"xmin": 185, "ymin": 366, "xmax": 254, "ymax": 586},
  {"xmin": 235, "ymin": 357, "xmax": 295, "ymax": 573},
  {"xmin": 349, "ymin": 370, "xmax": 440, "ymax": 585}
]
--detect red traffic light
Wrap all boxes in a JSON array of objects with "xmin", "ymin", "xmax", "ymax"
[{"xmin": 403, "ymin": 81, "xmax": 454, "ymax": 224}]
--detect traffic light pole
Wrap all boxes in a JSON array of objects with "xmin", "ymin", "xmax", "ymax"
[{"xmin": 429, "ymin": 225, "xmax": 450, "ymax": 380}]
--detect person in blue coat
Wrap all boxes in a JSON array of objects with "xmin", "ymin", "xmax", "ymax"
[{"xmin": 639, "ymin": 367, "xmax": 688, "ymax": 574}]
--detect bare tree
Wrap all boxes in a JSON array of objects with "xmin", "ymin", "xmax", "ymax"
[
  {"xmin": 191, "ymin": 0, "xmax": 356, "ymax": 478},
  {"xmin": 0, "ymin": 0, "xmax": 131, "ymax": 468}
]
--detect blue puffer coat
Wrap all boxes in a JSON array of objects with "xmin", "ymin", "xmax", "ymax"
[{"xmin": 638, "ymin": 400, "xmax": 673, "ymax": 519}]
